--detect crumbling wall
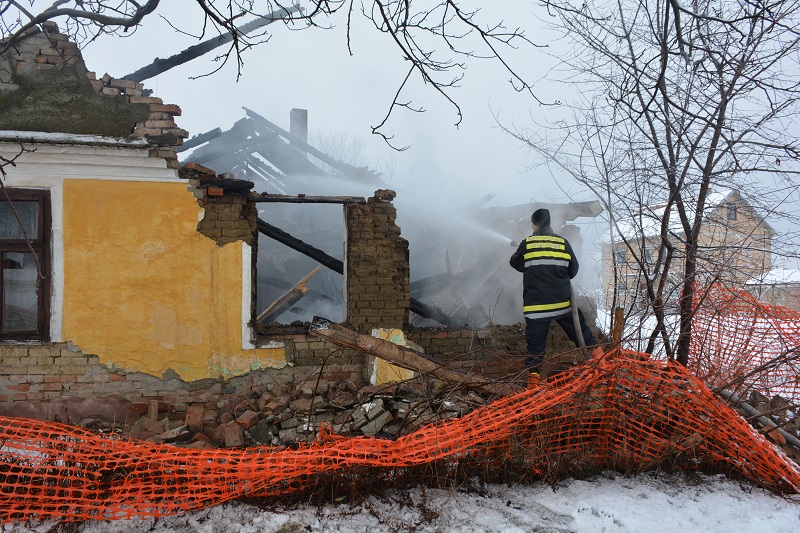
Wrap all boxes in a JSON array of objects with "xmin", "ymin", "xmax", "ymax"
[
  {"xmin": 0, "ymin": 341, "xmax": 364, "ymax": 446},
  {"xmin": 0, "ymin": 22, "xmax": 187, "ymax": 169},
  {"xmin": 345, "ymin": 190, "xmax": 410, "ymax": 331}
]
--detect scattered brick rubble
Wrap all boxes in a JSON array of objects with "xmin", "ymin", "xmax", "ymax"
[{"xmin": 126, "ymin": 376, "xmax": 488, "ymax": 449}]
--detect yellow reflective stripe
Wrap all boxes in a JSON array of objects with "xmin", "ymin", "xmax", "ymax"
[
  {"xmin": 526, "ymin": 242, "xmax": 565, "ymax": 250},
  {"xmin": 523, "ymin": 301, "xmax": 571, "ymax": 312},
  {"xmin": 526, "ymin": 235, "xmax": 565, "ymax": 244},
  {"xmin": 524, "ymin": 251, "xmax": 572, "ymax": 260}
]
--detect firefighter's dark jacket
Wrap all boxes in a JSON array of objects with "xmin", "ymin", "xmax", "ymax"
[{"xmin": 510, "ymin": 226, "xmax": 578, "ymax": 320}]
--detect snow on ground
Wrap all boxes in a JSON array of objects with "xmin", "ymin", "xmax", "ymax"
[{"xmin": 3, "ymin": 473, "xmax": 799, "ymax": 533}]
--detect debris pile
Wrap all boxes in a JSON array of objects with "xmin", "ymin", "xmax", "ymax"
[{"xmin": 127, "ymin": 376, "xmax": 494, "ymax": 449}]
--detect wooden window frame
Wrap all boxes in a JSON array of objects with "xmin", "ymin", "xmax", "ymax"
[{"xmin": 0, "ymin": 188, "xmax": 51, "ymax": 342}]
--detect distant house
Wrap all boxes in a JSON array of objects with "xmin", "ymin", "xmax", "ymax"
[
  {"xmin": 601, "ymin": 190, "xmax": 775, "ymax": 309},
  {"xmin": 746, "ymin": 267, "xmax": 800, "ymax": 313}
]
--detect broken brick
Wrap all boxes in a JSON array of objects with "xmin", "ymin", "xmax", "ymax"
[{"xmin": 236, "ymin": 410, "xmax": 260, "ymax": 430}]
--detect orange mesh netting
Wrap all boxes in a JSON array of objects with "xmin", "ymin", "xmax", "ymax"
[
  {"xmin": 1, "ymin": 351, "xmax": 799, "ymax": 523},
  {"xmin": 690, "ymin": 284, "xmax": 800, "ymax": 400}
]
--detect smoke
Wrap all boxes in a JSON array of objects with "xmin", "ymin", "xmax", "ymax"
[{"xmin": 183, "ymin": 129, "xmax": 600, "ymax": 328}]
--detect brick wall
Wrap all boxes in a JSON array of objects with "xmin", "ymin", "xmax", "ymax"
[
  {"xmin": 345, "ymin": 190, "xmax": 410, "ymax": 332},
  {"xmin": 0, "ymin": 22, "xmax": 187, "ymax": 169},
  {"xmin": 0, "ymin": 341, "xmax": 365, "ymax": 433}
]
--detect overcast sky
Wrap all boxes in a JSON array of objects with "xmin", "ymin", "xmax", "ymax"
[{"xmin": 79, "ymin": 1, "xmax": 588, "ymax": 210}]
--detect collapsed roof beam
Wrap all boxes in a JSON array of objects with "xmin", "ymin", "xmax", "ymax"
[
  {"xmin": 258, "ymin": 219, "xmax": 344, "ymax": 274},
  {"xmin": 121, "ymin": 7, "xmax": 299, "ymax": 82},
  {"xmin": 177, "ymin": 128, "xmax": 222, "ymax": 153},
  {"xmin": 244, "ymin": 107, "xmax": 385, "ymax": 185}
]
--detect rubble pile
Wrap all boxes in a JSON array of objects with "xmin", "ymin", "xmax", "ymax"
[{"xmin": 127, "ymin": 377, "xmax": 492, "ymax": 449}]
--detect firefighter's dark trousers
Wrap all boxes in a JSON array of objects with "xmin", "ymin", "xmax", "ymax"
[{"xmin": 524, "ymin": 309, "xmax": 597, "ymax": 371}]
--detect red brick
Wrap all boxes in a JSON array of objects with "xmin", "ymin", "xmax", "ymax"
[
  {"xmin": 185, "ymin": 404, "xmax": 205, "ymax": 431},
  {"xmin": 7, "ymin": 383, "xmax": 29, "ymax": 392},
  {"xmin": 144, "ymin": 119, "xmax": 177, "ymax": 129},
  {"xmin": 133, "ymin": 126, "xmax": 162, "ymax": 137},
  {"xmin": 41, "ymin": 382, "xmax": 62, "ymax": 391},
  {"xmin": 236, "ymin": 410, "xmax": 260, "ymax": 429},
  {"xmin": 129, "ymin": 95, "xmax": 163, "ymax": 105},
  {"xmin": 149, "ymin": 104, "xmax": 182, "ymax": 116},
  {"xmin": 110, "ymin": 79, "xmax": 136, "ymax": 89},
  {"xmin": 59, "ymin": 375, "xmax": 77, "ymax": 383},
  {"xmin": 110, "ymin": 373, "xmax": 126, "ymax": 382},
  {"xmin": 43, "ymin": 375, "xmax": 61, "ymax": 383},
  {"xmin": 207, "ymin": 186, "xmax": 224, "ymax": 197},
  {"xmin": 223, "ymin": 421, "xmax": 244, "ymax": 447}
]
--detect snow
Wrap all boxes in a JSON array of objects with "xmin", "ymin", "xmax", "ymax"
[
  {"xmin": 747, "ymin": 268, "xmax": 800, "ymax": 286},
  {"xmin": 0, "ymin": 131, "xmax": 148, "ymax": 146},
  {"xmin": 4, "ymin": 473, "xmax": 798, "ymax": 533}
]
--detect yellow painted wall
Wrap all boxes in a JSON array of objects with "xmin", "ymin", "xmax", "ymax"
[
  {"xmin": 62, "ymin": 179, "xmax": 285, "ymax": 381},
  {"xmin": 371, "ymin": 328, "xmax": 416, "ymax": 385}
]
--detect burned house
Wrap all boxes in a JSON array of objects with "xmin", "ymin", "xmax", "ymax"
[{"xmin": 0, "ymin": 25, "xmax": 602, "ymax": 443}]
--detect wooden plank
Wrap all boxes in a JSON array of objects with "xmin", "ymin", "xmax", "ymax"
[
  {"xmin": 251, "ymin": 194, "xmax": 367, "ymax": 204},
  {"xmin": 257, "ymin": 266, "xmax": 321, "ymax": 324},
  {"xmin": 121, "ymin": 8, "xmax": 299, "ymax": 82},
  {"xmin": 309, "ymin": 317, "xmax": 521, "ymax": 396}
]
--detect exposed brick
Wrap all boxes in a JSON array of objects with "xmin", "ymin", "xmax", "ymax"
[
  {"xmin": 149, "ymin": 103, "xmax": 182, "ymax": 116},
  {"xmin": 129, "ymin": 95, "xmax": 164, "ymax": 105},
  {"xmin": 110, "ymin": 79, "xmax": 137, "ymax": 89},
  {"xmin": 41, "ymin": 382, "xmax": 62, "ymax": 392}
]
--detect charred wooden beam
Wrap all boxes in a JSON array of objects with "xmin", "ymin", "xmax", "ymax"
[
  {"xmin": 244, "ymin": 107, "xmax": 385, "ymax": 185},
  {"xmin": 257, "ymin": 266, "xmax": 321, "ymax": 324},
  {"xmin": 257, "ymin": 219, "xmax": 344, "ymax": 274},
  {"xmin": 176, "ymin": 128, "xmax": 222, "ymax": 153},
  {"xmin": 309, "ymin": 317, "xmax": 520, "ymax": 396},
  {"xmin": 121, "ymin": 8, "xmax": 299, "ymax": 82},
  {"xmin": 408, "ymin": 298, "xmax": 455, "ymax": 326},
  {"xmin": 252, "ymin": 194, "xmax": 367, "ymax": 204}
]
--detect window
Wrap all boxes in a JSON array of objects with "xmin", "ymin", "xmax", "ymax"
[
  {"xmin": 726, "ymin": 203, "xmax": 737, "ymax": 220},
  {"xmin": 614, "ymin": 247, "xmax": 627, "ymax": 263},
  {"xmin": 0, "ymin": 189, "xmax": 50, "ymax": 341}
]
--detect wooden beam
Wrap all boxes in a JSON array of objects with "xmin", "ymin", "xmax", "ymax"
[
  {"xmin": 251, "ymin": 194, "xmax": 367, "ymax": 204},
  {"xmin": 257, "ymin": 219, "xmax": 344, "ymax": 274},
  {"xmin": 309, "ymin": 317, "xmax": 521, "ymax": 396},
  {"xmin": 257, "ymin": 266, "xmax": 322, "ymax": 324},
  {"xmin": 121, "ymin": 8, "xmax": 299, "ymax": 82},
  {"xmin": 176, "ymin": 128, "xmax": 222, "ymax": 153}
]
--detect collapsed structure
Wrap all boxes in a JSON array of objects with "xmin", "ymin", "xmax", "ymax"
[
  {"xmin": 0, "ymin": 24, "xmax": 601, "ymax": 442},
  {"xmin": 1, "ymin": 24, "xmax": 800, "ymax": 524}
]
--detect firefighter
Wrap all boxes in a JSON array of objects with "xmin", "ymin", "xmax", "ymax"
[{"xmin": 510, "ymin": 208, "xmax": 597, "ymax": 387}]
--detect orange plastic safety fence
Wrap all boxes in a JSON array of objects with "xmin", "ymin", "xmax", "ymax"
[
  {"xmin": 2, "ymin": 352, "xmax": 798, "ymax": 523},
  {"xmin": 691, "ymin": 284, "xmax": 800, "ymax": 400}
]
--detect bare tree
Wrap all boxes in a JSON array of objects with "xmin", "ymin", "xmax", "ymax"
[
  {"xmin": 0, "ymin": 0, "xmax": 541, "ymax": 149},
  {"xmin": 502, "ymin": 0, "xmax": 800, "ymax": 364}
]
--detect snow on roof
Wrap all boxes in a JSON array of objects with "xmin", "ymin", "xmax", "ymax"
[
  {"xmin": 746, "ymin": 268, "xmax": 800, "ymax": 285},
  {"xmin": 609, "ymin": 189, "xmax": 748, "ymax": 243},
  {"xmin": 0, "ymin": 131, "xmax": 148, "ymax": 147}
]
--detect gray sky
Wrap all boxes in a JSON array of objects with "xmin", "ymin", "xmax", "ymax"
[{"xmin": 79, "ymin": 1, "xmax": 590, "ymax": 209}]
